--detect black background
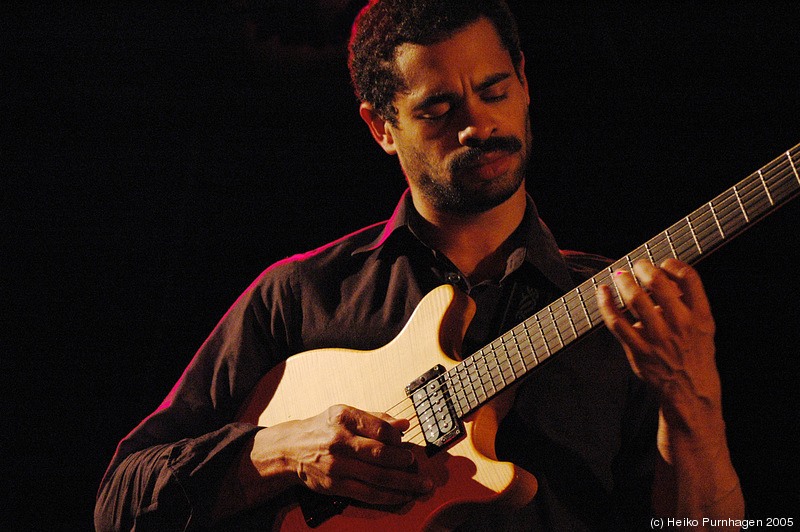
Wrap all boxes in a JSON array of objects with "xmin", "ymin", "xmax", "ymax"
[{"xmin": 5, "ymin": 2, "xmax": 800, "ymax": 530}]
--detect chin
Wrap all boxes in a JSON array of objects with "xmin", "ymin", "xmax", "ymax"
[{"xmin": 439, "ymin": 177, "xmax": 524, "ymax": 215}]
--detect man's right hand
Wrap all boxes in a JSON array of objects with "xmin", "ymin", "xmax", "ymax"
[
  {"xmin": 258, "ymin": 404, "xmax": 435, "ymax": 506},
  {"xmin": 214, "ymin": 404, "xmax": 435, "ymax": 521}
]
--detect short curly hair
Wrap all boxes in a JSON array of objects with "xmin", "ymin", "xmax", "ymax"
[{"xmin": 348, "ymin": 0, "xmax": 522, "ymax": 124}]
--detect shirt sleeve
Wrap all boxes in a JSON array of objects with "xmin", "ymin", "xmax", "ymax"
[{"xmin": 95, "ymin": 267, "xmax": 298, "ymax": 531}]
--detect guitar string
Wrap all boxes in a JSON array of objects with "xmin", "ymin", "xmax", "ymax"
[
  {"xmin": 382, "ymin": 148, "xmax": 799, "ymax": 449},
  {"xmin": 492, "ymin": 157, "xmax": 796, "ymax": 367},
  {"xmin": 385, "ymin": 398, "xmax": 428, "ymax": 445}
]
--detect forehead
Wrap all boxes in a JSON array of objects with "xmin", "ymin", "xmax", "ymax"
[{"xmin": 393, "ymin": 17, "xmax": 514, "ymax": 98}]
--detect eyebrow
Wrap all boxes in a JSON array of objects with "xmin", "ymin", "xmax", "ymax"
[
  {"xmin": 475, "ymin": 72, "xmax": 512, "ymax": 93},
  {"xmin": 412, "ymin": 72, "xmax": 513, "ymax": 112}
]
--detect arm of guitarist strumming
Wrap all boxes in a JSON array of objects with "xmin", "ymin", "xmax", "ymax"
[
  {"xmin": 95, "ymin": 267, "xmax": 294, "ymax": 530},
  {"xmin": 598, "ymin": 259, "xmax": 744, "ymax": 530},
  {"xmin": 95, "ymin": 421, "xmax": 261, "ymax": 531},
  {"xmin": 211, "ymin": 405, "xmax": 434, "ymax": 523}
]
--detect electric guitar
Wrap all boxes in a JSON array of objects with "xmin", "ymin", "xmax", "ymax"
[{"xmin": 237, "ymin": 143, "xmax": 799, "ymax": 531}]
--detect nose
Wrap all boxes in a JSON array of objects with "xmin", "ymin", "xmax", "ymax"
[{"xmin": 457, "ymin": 103, "xmax": 496, "ymax": 147}]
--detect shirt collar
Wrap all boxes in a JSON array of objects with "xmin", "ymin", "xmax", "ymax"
[
  {"xmin": 352, "ymin": 189, "xmax": 423, "ymax": 254},
  {"xmin": 353, "ymin": 188, "xmax": 575, "ymax": 292}
]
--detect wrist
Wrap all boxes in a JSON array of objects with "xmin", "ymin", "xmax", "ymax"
[{"xmin": 212, "ymin": 426, "xmax": 301, "ymax": 521}]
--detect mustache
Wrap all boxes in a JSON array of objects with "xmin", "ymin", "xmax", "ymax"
[{"xmin": 449, "ymin": 136, "xmax": 523, "ymax": 173}]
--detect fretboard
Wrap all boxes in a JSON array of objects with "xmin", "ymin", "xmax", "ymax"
[{"xmin": 441, "ymin": 143, "xmax": 800, "ymax": 419}]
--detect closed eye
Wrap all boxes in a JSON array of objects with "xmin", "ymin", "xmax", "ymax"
[
  {"xmin": 482, "ymin": 92, "xmax": 507, "ymax": 103},
  {"xmin": 418, "ymin": 102, "xmax": 452, "ymax": 121}
]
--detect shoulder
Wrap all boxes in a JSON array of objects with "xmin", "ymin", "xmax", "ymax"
[{"xmin": 248, "ymin": 221, "xmax": 389, "ymax": 297}]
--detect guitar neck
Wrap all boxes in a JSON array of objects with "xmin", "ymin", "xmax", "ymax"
[{"xmin": 440, "ymin": 143, "xmax": 800, "ymax": 419}]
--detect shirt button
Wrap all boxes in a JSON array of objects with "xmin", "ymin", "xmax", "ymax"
[{"xmin": 446, "ymin": 272, "xmax": 463, "ymax": 285}]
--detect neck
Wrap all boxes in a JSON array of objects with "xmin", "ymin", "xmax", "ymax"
[{"xmin": 412, "ymin": 186, "xmax": 527, "ymax": 283}]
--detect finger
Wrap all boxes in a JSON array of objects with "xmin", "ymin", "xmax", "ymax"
[
  {"xmin": 632, "ymin": 260, "xmax": 689, "ymax": 328},
  {"xmin": 336, "ymin": 478, "xmax": 415, "ymax": 506},
  {"xmin": 596, "ymin": 284, "xmax": 651, "ymax": 358},
  {"xmin": 349, "ymin": 434, "xmax": 416, "ymax": 469},
  {"xmin": 660, "ymin": 259, "xmax": 714, "ymax": 324},
  {"xmin": 326, "ymin": 470, "xmax": 425, "ymax": 506},
  {"xmin": 376, "ymin": 411, "xmax": 411, "ymax": 434},
  {"xmin": 337, "ymin": 407, "xmax": 405, "ymax": 445},
  {"xmin": 337, "ymin": 456, "xmax": 434, "ymax": 499},
  {"xmin": 611, "ymin": 269, "xmax": 670, "ymax": 340}
]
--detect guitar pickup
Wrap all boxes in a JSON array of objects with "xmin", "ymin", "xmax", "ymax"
[{"xmin": 406, "ymin": 365, "xmax": 464, "ymax": 455}]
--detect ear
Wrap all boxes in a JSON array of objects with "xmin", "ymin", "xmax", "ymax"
[
  {"xmin": 518, "ymin": 52, "xmax": 530, "ymax": 106},
  {"xmin": 359, "ymin": 102, "xmax": 397, "ymax": 155}
]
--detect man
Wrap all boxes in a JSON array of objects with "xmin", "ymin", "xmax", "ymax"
[{"xmin": 95, "ymin": 1, "xmax": 744, "ymax": 529}]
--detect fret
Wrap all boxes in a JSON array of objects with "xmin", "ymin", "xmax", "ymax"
[
  {"xmin": 625, "ymin": 254, "xmax": 635, "ymax": 275},
  {"xmin": 487, "ymin": 349, "xmax": 506, "ymax": 390},
  {"xmin": 502, "ymin": 331, "xmax": 522, "ymax": 378},
  {"xmin": 686, "ymin": 215, "xmax": 702, "ymax": 254},
  {"xmin": 664, "ymin": 228, "xmax": 678, "ymax": 259},
  {"xmin": 565, "ymin": 289, "xmax": 591, "ymax": 335},
  {"xmin": 628, "ymin": 245, "xmax": 649, "ymax": 266},
  {"xmin": 740, "ymin": 172, "xmax": 772, "ymax": 220},
  {"xmin": 478, "ymin": 351, "xmax": 498, "ymax": 394},
  {"xmin": 501, "ymin": 336, "xmax": 520, "ymax": 380},
  {"xmin": 470, "ymin": 356, "xmax": 489, "ymax": 402},
  {"xmin": 647, "ymin": 232, "xmax": 672, "ymax": 264},
  {"xmin": 790, "ymin": 148, "xmax": 800, "ymax": 185},
  {"xmin": 515, "ymin": 323, "xmax": 539, "ymax": 374},
  {"xmin": 732, "ymin": 185, "xmax": 750, "ymax": 223},
  {"xmin": 763, "ymin": 151, "xmax": 800, "ymax": 204},
  {"xmin": 455, "ymin": 364, "xmax": 477, "ymax": 413},
  {"xmin": 546, "ymin": 306, "xmax": 565, "ymax": 349},
  {"xmin": 533, "ymin": 313, "xmax": 551, "ymax": 360},
  {"xmin": 688, "ymin": 203, "xmax": 722, "ymax": 252},
  {"xmin": 561, "ymin": 297, "xmax": 577, "ymax": 338},
  {"xmin": 709, "ymin": 201, "xmax": 725, "ymax": 239},
  {"xmin": 542, "ymin": 309, "xmax": 563, "ymax": 352},
  {"xmin": 577, "ymin": 284, "xmax": 595, "ymax": 328},
  {"xmin": 526, "ymin": 317, "xmax": 549, "ymax": 363},
  {"xmin": 552, "ymin": 300, "xmax": 577, "ymax": 343},
  {"xmin": 644, "ymin": 241, "xmax": 655, "ymax": 263},
  {"xmin": 514, "ymin": 325, "xmax": 533, "ymax": 370},
  {"xmin": 519, "ymin": 324, "xmax": 538, "ymax": 366},
  {"xmin": 491, "ymin": 340, "xmax": 512, "ymax": 386},
  {"xmin": 455, "ymin": 374, "xmax": 474, "ymax": 416},
  {"xmin": 667, "ymin": 220, "xmax": 700, "ymax": 263},
  {"xmin": 447, "ymin": 372, "xmax": 467, "ymax": 417},
  {"xmin": 586, "ymin": 278, "xmax": 601, "ymax": 324},
  {"xmin": 465, "ymin": 357, "xmax": 487, "ymax": 404},
  {"xmin": 758, "ymin": 169, "xmax": 774, "ymax": 206},
  {"xmin": 463, "ymin": 365, "xmax": 479, "ymax": 410},
  {"xmin": 711, "ymin": 190, "xmax": 747, "ymax": 237},
  {"xmin": 595, "ymin": 266, "xmax": 623, "ymax": 308}
]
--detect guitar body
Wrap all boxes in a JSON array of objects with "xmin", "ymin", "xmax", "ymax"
[{"xmin": 236, "ymin": 284, "xmax": 538, "ymax": 531}]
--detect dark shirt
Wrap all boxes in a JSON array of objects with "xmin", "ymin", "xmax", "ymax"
[{"xmin": 95, "ymin": 190, "xmax": 658, "ymax": 531}]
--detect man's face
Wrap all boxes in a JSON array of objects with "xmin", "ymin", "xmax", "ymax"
[{"xmin": 386, "ymin": 17, "xmax": 531, "ymax": 215}]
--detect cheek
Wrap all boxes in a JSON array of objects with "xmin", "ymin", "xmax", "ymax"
[{"xmin": 399, "ymin": 140, "xmax": 442, "ymax": 173}]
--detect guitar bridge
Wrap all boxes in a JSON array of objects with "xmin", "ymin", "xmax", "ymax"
[{"xmin": 406, "ymin": 365, "xmax": 464, "ymax": 455}]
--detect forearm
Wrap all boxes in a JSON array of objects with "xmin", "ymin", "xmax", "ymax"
[
  {"xmin": 211, "ymin": 425, "xmax": 303, "ymax": 522},
  {"xmin": 652, "ymin": 397, "xmax": 744, "ymax": 530},
  {"xmin": 95, "ymin": 422, "xmax": 260, "ymax": 531}
]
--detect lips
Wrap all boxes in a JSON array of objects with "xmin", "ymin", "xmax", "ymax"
[{"xmin": 463, "ymin": 151, "xmax": 513, "ymax": 179}]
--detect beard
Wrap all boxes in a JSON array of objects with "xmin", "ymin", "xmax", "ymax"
[{"xmin": 407, "ymin": 119, "xmax": 531, "ymax": 215}]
